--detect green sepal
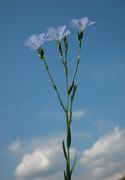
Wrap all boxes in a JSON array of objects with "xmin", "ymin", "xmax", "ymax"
[
  {"xmin": 62, "ymin": 140, "xmax": 68, "ymax": 160},
  {"xmin": 57, "ymin": 41, "xmax": 63, "ymax": 57},
  {"xmin": 78, "ymin": 31, "xmax": 83, "ymax": 41},
  {"xmin": 63, "ymin": 36, "xmax": 68, "ymax": 52},
  {"xmin": 70, "ymin": 154, "xmax": 77, "ymax": 176},
  {"xmin": 37, "ymin": 47, "xmax": 44, "ymax": 59}
]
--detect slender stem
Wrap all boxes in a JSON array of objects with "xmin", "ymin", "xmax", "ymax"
[
  {"xmin": 57, "ymin": 39, "xmax": 72, "ymax": 180},
  {"xmin": 64, "ymin": 50, "xmax": 71, "ymax": 180},
  {"xmin": 68, "ymin": 40, "xmax": 82, "ymax": 124},
  {"xmin": 72, "ymin": 40, "xmax": 82, "ymax": 84},
  {"xmin": 41, "ymin": 56, "xmax": 66, "ymax": 113}
]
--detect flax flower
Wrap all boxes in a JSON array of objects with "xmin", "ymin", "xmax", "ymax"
[
  {"xmin": 70, "ymin": 17, "xmax": 96, "ymax": 32},
  {"xmin": 25, "ymin": 33, "xmax": 46, "ymax": 50},
  {"xmin": 46, "ymin": 25, "xmax": 71, "ymax": 41}
]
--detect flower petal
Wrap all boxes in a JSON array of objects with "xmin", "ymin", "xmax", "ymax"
[
  {"xmin": 70, "ymin": 19, "xmax": 81, "ymax": 31},
  {"xmin": 57, "ymin": 26, "xmax": 71, "ymax": 41},
  {"xmin": 88, "ymin": 20, "xmax": 96, "ymax": 26},
  {"xmin": 46, "ymin": 28, "xmax": 57, "ymax": 41},
  {"xmin": 46, "ymin": 26, "xmax": 70, "ymax": 41}
]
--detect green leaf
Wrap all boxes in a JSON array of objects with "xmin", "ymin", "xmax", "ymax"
[
  {"xmin": 70, "ymin": 154, "xmax": 77, "ymax": 176},
  {"xmin": 67, "ymin": 127, "xmax": 71, "ymax": 148},
  {"xmin": 62, "ymin": 140, "xmax": 67, "ymax": 160}
]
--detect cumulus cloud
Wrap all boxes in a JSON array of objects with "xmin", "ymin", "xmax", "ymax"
[
  {"xmin": 14, "ymin": 136, "xmax": 76, "ymax": 180},
  {"xmin": 80, "ymin": 127, "xmax": 125, "ymax": 180},
  {"xmin": 15, "ymin": 146, "xmax": 61, "ymax": 178},
  {"xmin": 10, "ymin": 127, "xmax": 125, "ymax": 180}
]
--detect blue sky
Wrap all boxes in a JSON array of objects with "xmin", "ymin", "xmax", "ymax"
[{"xmin": 0, "ymin": 0, "xmax": 125, "ymax": 180}]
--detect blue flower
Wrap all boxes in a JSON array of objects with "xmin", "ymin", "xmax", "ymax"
[
  {"xmin": 46, "ymin": 25, "xmax": 71, "ymax": 41},
  {"xmin": 70, "ymin": 17, "xmax": 96, "ymax": 32},
  {"xmin": 25, "ymin": 33, "xmax": 46, "ymax": 50}
]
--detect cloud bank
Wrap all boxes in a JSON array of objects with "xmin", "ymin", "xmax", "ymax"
[
  {"xmin": 13, "ymin": 137, "xmax": 76, "ymax": 180},
  {"xmin": 9, "ymin": 127, "xmax": 125, "ymax": 180},
  {"xmin": 80, "ymin": 127, "xmax": 125, "ymax": 180}
]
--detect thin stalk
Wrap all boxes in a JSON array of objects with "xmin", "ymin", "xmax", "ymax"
[
  {"xmin": 41, "ymin": 56, "xmax": 66, "ymax": 113},
  {"xmin": 72, "ymin": 40, "xmax": 82, "ymax": 84},
  {"xmin": 64, "ymin": 42, "xmax": 71, "ymax": 180}
]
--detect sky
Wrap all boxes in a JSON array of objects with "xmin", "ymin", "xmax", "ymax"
[{"xmin": 0, "ymin": 0, "xmax": 125, "ymax": 180}]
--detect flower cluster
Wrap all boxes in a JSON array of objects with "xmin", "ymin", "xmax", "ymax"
[{"xmin": 25, "ymin": 17, "xmax": 96, "ymax": 51}]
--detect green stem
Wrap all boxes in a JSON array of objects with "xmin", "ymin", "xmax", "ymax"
[
  {"xmin": 41, "ymin": 56, "xmax": 66, "ymax": 113},
  {"xmin": 72, "ymin": 40, "xmax": 82, "ymax": 84},
  {"xmin": 68, "ymin": 40, "xmax": 82, "ymax": 124}
]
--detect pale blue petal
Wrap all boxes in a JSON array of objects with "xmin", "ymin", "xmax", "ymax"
[
  {"xmin": 25, "ymin": 35, "xmax": 37, "ymax": 50},
  {"xmin": 25, "ymin": 33, "xmax": 46, "ymax": 50},
  {"xmin": 46, "ymin": 26, "xmax": 70, "ymax": 41},
  {"xmin": 59, "ymin": 29, "xmax": 71, "ymax": 41},
  {"xmin": 81, "ymin": 17, "xmax": 89, "ymax": 30},
  {"xmin": 46, "ymin": 28, "xmax": 57, "ymax": 41},
  {"xmin": 57, "ymin": 25, "xmax": 66, "ymax": 37},
  {"xmin": 57, "ymin": 25, "xmax": 71, "ymax": 40},
  {"xmin": 70, "ymin": 19, "xmax": 81, "ymax": 30},
  {"xmin": 38, "ymin": 33, "xmax": 46, "ymax": 45},
  {"xmin": 70, "ymin": 17, "xmax": 96, "ymax": 31},
  {"xmin": 88, "ymin": 21, "xmax": 96, "ymax": 26}
]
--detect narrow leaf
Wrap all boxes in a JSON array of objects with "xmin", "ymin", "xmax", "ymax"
[{"xmin": 62, "ymin": 140, "xmax": 67, "ymax": 160}]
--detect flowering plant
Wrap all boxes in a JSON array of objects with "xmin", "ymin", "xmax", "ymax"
[{"xmin": 25, "ymin": 17, "xmax": 95, "ymax": 180}]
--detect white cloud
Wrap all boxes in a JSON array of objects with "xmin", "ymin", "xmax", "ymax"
[
  {"xmin": 14, "ymin": 136, "xmax": 76, "ymax": 179},
  {"xmin": 72, "ymin": 109, "xmax": 86, "ymax": 119},
  {"xmin": 10, "ymin": 127, "xmax": 125, "ymax": 180},
  {"xmin": 15, "ymin": 146, "xmax": 61, "ymax": 178},
  {"xmin": 80, "ymin": 127, "xmax": 125, "ymax": 180}
]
